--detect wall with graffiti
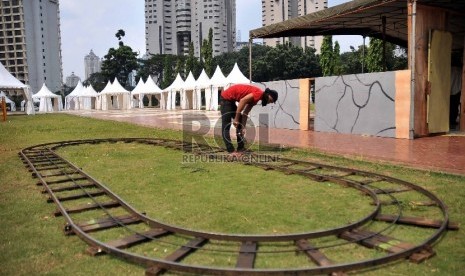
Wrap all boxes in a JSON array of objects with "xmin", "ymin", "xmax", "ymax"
[
  {"xmin": 314, "ymin": 72, "xmax": 397, "ymax": 138},
  {"xmin": 248, "ymin": 79, "xmax": 301, "ymax": 130}
]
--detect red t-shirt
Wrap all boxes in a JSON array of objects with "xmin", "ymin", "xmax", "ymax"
[{"xmin": 221, "ymin": 84, "xmax": 263, "ymax": 105}]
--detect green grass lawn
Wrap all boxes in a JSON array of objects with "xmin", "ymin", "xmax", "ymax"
[{"xmin": 0, "ymin": 113, "xmax": 464, "ymax": 275}]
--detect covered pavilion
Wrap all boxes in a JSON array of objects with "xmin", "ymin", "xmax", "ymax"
[{"xmin": 250, "ymin": 0, "xmax": 465, "ymax": 138}]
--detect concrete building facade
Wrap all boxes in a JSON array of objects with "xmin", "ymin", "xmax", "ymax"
[
  {"xmin": 65, "ymin": 72, "xmax": 80, "ymax": 88},
  {"xmin": 0, "ymin": 0, "xmax": 63, "ymax": 93},
  {"xmin": 261, "ymin": 0, "xmax": 327, "ymax": 51},
  {"xmin": 84, "ymin": 49, "xmax": 101, "ymax": 80},
  {"xmin": 145, "ymin": 0, "xmax": 236, "ymax": 58}
]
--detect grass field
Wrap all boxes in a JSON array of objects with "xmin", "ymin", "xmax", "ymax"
[{"xmin": 0, "ymin": 113, "xmax": 463, "ymax": 275}]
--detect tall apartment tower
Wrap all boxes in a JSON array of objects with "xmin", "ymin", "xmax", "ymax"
[
  {"xmin": 0, "ymin": 0, "xmax": 63, "ymax": 94},
  {"xmin": 65, "ymin": 72, "xmax": 80, "ymax": 88},
  {"xmin": 84, "ymin": 49, "xmax": 101, "ymax": 80},
  {"xmin": 145, "ymin": 0, "xmax": 236, "ymax": 58},
  {"xmin": 261, "ymin": 0, "xmax": 327, "ymax": 51}
]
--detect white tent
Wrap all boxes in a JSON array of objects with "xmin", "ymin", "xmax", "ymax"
[
  {"xmin": 80, "ymin": 84, "xmax": 99, "ymax": 110},
  {"xmin": 0, "ymin": 62, "xmax": 34, "ymax": 114},
  {"xmin": 140, "ymin": 76, "xmax": 163, "ymax": 108},
  {"xmin": 64, "ymin": 81, "xmax": 85, "ymax": 110},
  {"xmin": 32, "ymin": 83, "xmax": 63, "ymax": 112},
  {"xmin": 181, "ymin": 72, "xmax": 196, "ymax": 109},
  {"xmin": 95, "ymin": 81, "xmax": 112, "ymax": 110},
  {"xmin": 207, "ymin": 66, "xmax": 227, "ymax": 111},
  {"xmin": 100, "ymin": 78, "xmax": 131, "ymax": 110},
  {"xmin": 0, "ymin": 91, "xmax": 16, "ymax": 111},
  {"xmin": 130, "ymin": 78, "xmax": 145, "ymax": 108},
  {"xmin": 163, "ymin": 73, "xmax": 185, "ymax": 110},
  {"xmin": 226, "ymin": 63, "xmax": 250, "ymax": 87},
  {"xmin": 193, "ymin": 69, "xmax": 211, "ymax": 110}
]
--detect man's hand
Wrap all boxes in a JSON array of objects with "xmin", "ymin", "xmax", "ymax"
[{"xmin": 233, "ymin": 120, "xmax": 240, "ymax": 128}]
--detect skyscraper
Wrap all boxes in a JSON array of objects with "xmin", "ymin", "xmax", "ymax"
[
  {"xmin": 145, "ymin": 0, "xmax": 236, "ymax": 58},
  {"xmin": 84, "ymin": 49, "xmax": 101, "ymax": 80},
  {"xmin": 65, "ymin": 72, "xmax": 80, "ymax": 88},
  {"xmin": 0, "ymin": 0, "xmax": 63, "ymax": 93},
  {"xmin": 261, "ymin": 0, "xmax": 327, "ymax": 51}
]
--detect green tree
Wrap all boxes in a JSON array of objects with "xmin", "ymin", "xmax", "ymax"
[
  {"xmin": 185, "ymin": 42, "xmax": 197, "ymax": 76},
  {"xmin": 388, "ymin": 46, "xmax": 408, "ymax": 70},
  {"xmin": 83, "ymin": 72, "xmax": 107, "ymax": 92},
  {"xmin": 213, "ymin": 51, "xmax": 240, "ymax": 78},
  {"xmin": 115, "ymin": 29, "xmax": 126, "ymax": 46},
  {"xmin": 175, "ymin": 56, "xmax": 185, "ymax": 78},
  {"xmin": 340, "ymin": 46, "xmax": 364, "ymax": 75},
  {"xmin": 100, "ymin": 30, "xmax": 139, "ymax": 88},
  {"xmin": 366, "ymin": 38, "xmax": 384, "ymax": 72},
  {"xmin": 201, "ymin": 28, "xmax": 214, "ymax": 76},
  {"xmin": 333, "ymin": 41, "xmax": 343, "ymax": 75},
  {"xmin": 320, "ymin": 36, "xmax": 334, "ymax": 76},
  {"xmin": 161, "ymin": 55, "xmax": 175, "ymax": 89}
]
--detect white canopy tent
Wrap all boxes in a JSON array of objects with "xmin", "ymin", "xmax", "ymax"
[
  {"xmin": 163, "ymin": 73, "xmax": 185, "ymax": 110},
  {"xmin": 32, "ymin": 83, "xmax": 63, "ymax": 112},
  {"xmin": 140, "ymin": 76, "xmax": 164, "ymax": 108},
  {"xmin": 80, "ymin": 84, "xmax": 99, "ymax": 110},
  {"xmin": 193, "ymin": 69, "xmax": 211, "ymax": 110},
  {"xmin": 100, "ymin": 78, "xmax": 131, "ymax": 110},
  {"xmin": 0, "ymin": 91, "xmax": 16, "ymax": 111},
  {"xmin": 207, "ymin": 66, "xmax": 227, "ymax": 111},
  {"xmin": 181, "ymin": 72, "xmax": 196, "ymax": 109},
  {"xmin": 65, "ymin": 82, "xmax": 99, "ymax": 110},
  {"xmin": 0, "ymin": 62, "xmax": 34, "ymax": 114},
  {"xmin": 130, "ymin": 78, "xmax": 145, "ymax": 108},
  {"xmin": 225, "ymin": 63, "xmax": 251, "ymax": 87},
  {"xmin": 95, "ymin": 81, "xmax": 112, "ymax": 110},
  {"xmin": 64, "ymin": 81, "xmax": 85, "ymax": 110}
]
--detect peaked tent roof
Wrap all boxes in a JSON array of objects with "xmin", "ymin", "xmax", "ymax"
[
  {"xmin": 0, "ymin": 61, "xmax": 28, "ymax": 89},
  {"xmin": 165, "ymin": 73, "xmax": 185, "ymax": 91},
  {"xmin": 142, "ymin": 75, "xmax": 163, "ymax": 94},
  {"xmin": 209, "ymin": 66, "xmax": 227, "ymax": 87},
  {"xmin": 249, "ymin": 0, "xmax": 465, "ymax": 50},
  {"xmin": 183, "ymin": 71, "xmax": 197, "ymax": 90},
  {"xmin": 67, "ymin": 81, "xmax": 85, "ymax": 97},
  {"xmin": 226, "ymin": 63, "xmax": 250, "ymax": 85},
  {"xmin": 131, "ymin": 78, "xmax": 146, "ymax": 95},
  {"xmin": 32, "ymin": 83, "xmax": 60, "ymax": 98},
  {"xmin": 100, "ymin": 81, "xmax": 113, "ymax": 94},
  {"xmin": 195, "ymin": 69, "xmax": 211, "ymax": 89},
  {"xmin": 100, "ymin": 78, "xmax": 129, "ymax": 94},
  {"xmin": 81, "ymin": 84, "xmax": 99, "ymax": 97}
]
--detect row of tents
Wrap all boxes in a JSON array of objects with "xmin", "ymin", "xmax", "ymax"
[
  {"xmin": 1, "ymin": 61, "xmax": 251, "ymax": 114},
  {"xmin": 63, "ymin": 63, "xmax": 251, "ymax": 112}
]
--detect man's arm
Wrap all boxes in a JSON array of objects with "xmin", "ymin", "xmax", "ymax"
[
  {"xmin": 233, "ymin": 94, "xmax": 254, "ymax": 127},
  {"xmin": 240, "ymin": 104, "xmax": 253, "ymax": 127}
]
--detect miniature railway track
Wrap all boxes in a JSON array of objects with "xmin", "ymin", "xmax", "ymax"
[{"xmin": 19, "ymin": 138, "xmax": 458, "ymax": 275}]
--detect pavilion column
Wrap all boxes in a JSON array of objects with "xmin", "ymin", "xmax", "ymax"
[{"xmin": 460, "ymin": 36, "xmax": 465, "ymax": 131}]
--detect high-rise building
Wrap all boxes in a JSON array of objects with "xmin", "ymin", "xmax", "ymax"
[
  {"xmin": 84, "ymin": 49, "xmax": 101, "ymax": 80},
  {"xmin": 0, "ymin": 0, "xmax": 63, "ymax": 94},
  {"xmin": 261, "ymin": 0, "xmax": 327, "ymax": 51},
  {"xmin": 145, "ymin": 0, "xmax": 236, "ymax": 58},
  {"xmin": 65, "ymin": 72, "xmax": 80, "ymax": 88}
]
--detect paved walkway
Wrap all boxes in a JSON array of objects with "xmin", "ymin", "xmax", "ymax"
[{"xmin": 67, "ymin": 109, "xmax": 465, "ymax": 176}]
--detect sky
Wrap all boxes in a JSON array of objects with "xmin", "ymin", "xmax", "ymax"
[{"xmin": 60, "ymin": 0, "xmax": 361, "ymax": 81}]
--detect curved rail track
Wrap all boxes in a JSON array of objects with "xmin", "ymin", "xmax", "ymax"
[{"xmin": 19, "ymin": 138, "xmax": 458, "ymax": 275}]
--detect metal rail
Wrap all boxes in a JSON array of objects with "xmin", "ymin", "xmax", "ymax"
[{"xmin": 19, "ymin": 138, "xmax": 456, "ymax": 275}]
